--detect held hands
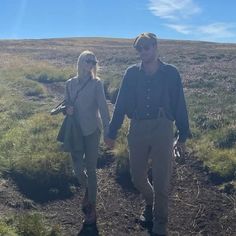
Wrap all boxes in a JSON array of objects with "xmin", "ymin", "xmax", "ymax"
[
  {"xmin": 66, "ymin": 106, "xmax": 74, "ymax": 115},
  {"xmin": 104, "ymin": 137, "xmax": 115, "ymax": 149},
  {"xmin": 173, "ymin": 140, "xmax": 186, "ymax": 158}
]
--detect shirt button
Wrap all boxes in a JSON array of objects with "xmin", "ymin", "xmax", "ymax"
[
  {"xmin": 146, "ymin": 105, "xmax": 150, "ymax": 108},
  {"xmin": 147, "ymin": 96, "xmax": 150, "ymax": 99},
  {"xmin": 147, "ymin": 113, "xmax": 150, "ymax": 116}
]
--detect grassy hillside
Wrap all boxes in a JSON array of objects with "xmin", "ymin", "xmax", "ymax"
[
  {"xmin": 0, "ymin": 37, "xmax": 235, "ymax": 193},
  {"xmin": 0, "ymin": 37, "xmax": 235, "ymax": 235}
]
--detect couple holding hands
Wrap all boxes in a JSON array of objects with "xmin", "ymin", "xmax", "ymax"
[{"xmin": 62, "ymin": 32, "xmax": 190, "ymax": 236}]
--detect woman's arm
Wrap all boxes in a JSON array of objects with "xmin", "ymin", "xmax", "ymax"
[{"xmin": 96, "ymin": 80, "xmax": 110, "ymax": 138}]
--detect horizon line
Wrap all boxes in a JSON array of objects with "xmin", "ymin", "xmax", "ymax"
[{"xmin": 0, "ymin": 36, "xmax": 235, "ymax": 45}]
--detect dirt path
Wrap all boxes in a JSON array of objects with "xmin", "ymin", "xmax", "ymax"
[
  {"xmin": 36, "ymin": 152, "xmax": 235, "ymax": 236},
  {"xmin": 1, "ymin": 152, "xmax": 235, "ymax": 236}
]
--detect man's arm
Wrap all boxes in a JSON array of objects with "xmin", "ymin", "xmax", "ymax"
[
  {"xmin": 171, "ymin": 69, "xmax": 191, "ymax": 157},
  {"xmin": 174, "ymin": 71, "xmax": 190, "ymax": 143},
  {"xmin": 105, "ymin": 70, "xmax": 129, "ymax": 148}
]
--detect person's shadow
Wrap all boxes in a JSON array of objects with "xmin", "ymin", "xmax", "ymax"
[{"xmin": 77, "ymin": 223, "xmax": 99, "ymax": 236}]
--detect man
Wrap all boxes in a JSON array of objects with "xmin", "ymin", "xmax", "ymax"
[{"xmin": 105, "ymin": 33, "xmax": 190, "ymax": 236}]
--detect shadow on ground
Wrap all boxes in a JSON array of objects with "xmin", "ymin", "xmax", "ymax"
[
  {"xmin": 77, "ymin": 223, "xmax": 99, "ymax": 236},
  {"xmin": 8, "ymin": 172, "xmax": 79, "ymax": 203}
]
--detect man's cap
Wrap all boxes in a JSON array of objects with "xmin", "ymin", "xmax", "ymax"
[{"xmin": 133, "ymin": 32, "xmax": 158, "ymax": 48}]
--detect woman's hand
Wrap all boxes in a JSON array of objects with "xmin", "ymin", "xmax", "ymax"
[{"xmin": 66, "ymin": 106, "xmax": 74, "ymax": 115}]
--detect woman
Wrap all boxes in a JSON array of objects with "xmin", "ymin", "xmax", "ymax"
[{"xmin": 65, "ymin": 50, "xmax": 110, "ymax": 225}]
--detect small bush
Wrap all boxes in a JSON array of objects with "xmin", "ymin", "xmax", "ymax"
[
  {"xmin": 17, "ymin": 213, "xmax": 46, "ymax": 236},
  {"xmin": 101, "ymin": 72, "xmax": 122, "ymax": 101},
  {"xmin": 26, "ymin": 72, "xmax": 67, "ymax": 84},
  {"xmin": 191, "ymin": 54, "xmax": 208, "ymax": 63},
  {"xmin": 214, "ymin": 129, "xmax": 236, "ymax": 149},
  {"xmin": 24, "ymin": 87, "xmax": 44, "ymax": 97},
  {"xmin": 0, "ymin": 221, "xmax": 17, "ymax": 236},
  {"xmin": 194, "ymin": 114, "xmax": 223, "ymax": 130},
  {"xmin": 187, "ymin": 78, "xmax": 216, "ymax": 89},
  {"xmin": 12, "ymin": 77, "xmax": 46, "ymax": 97},
  {"xmin": 16, "ymin": 213, "xmax": 62, "ymax": 236},
  {"xmin": 192, "ymin": 134, "xmax": 236, "ymax": 180},
  {"xmin": 113, "ymin": 118, "xmax": 130, "ymax": 176},
  {"xmin": 209, "ymin": 54, "xmax": 225, "ymax": 60},
  {"xmin": 7, "ymin": 101, "xmax": 36, "ymax": 120}
]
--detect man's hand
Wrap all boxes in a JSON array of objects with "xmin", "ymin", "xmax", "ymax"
[
  {"xmin": 173, "ymin": 140, "xmax": 186, "ymax": 158},
  {"xmin": 104, "ymin": 137, "xmax": 115, "ymax": 149},
  {"xmin": 66, "ymin": 106, "xmax": 74, "ymax": 115}
]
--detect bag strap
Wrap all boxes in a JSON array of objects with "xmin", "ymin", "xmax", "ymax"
[
  {"xmin": 67, "ymin": 77, "xmax": 91, "ymax": 105},
  {"xmin": 73, "ymin": 78, "xmax": 91, "ymax": 104}
]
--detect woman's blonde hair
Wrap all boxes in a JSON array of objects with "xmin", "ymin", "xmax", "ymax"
[{"xmin": 77, "ymin": 50, "xmax": 98, "ymax": 79}]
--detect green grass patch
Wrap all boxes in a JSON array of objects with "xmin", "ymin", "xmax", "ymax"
[
  {"xmin": 187, "ymin": 78, "xmax": 216, "ymax": 89},
  {"xmin": 16, "ymin": 212, "xmax": 62, "ymax": 236},
  {"xmin": 0, "ymin": 69, "xmax": 46, "ymax": 98},
  {"xmin": 112, "ymin": 118, "xmax": 130, "ymax": 177},
  {"xmin": 189, "ymin": 128, "xmax": 236, "ymax": 180},
  {"xmin": 26, "ymin": 71, "xmax": 67, "ymax": 83},
  {"xmin": 0, "ymin": 63, "xmax": 77, "ymax": 201},
  {"xmin": 214, "ymin": 128, "xmax": 236, "ymax": 149},
  {"xmin": 0, "ymin": 213, "xmax": 62, "ymax": 236},
  {"xmin": 24, "ymin": 64, "xmax": 73, "ymax": 83},
  {"xmin": 187, "ymin": 84, "xmax": 236, "ymax": 181},
  {"xmin": 0, "ymin": 113, "xmax": 76, "ymax": 201},
  {"xmin": 0, "ymin": 220, "xmax": 18, "ymax": 236},
  {"xmin": 0, "ymin": 90, "xmax": 37, "ymax": 141}
]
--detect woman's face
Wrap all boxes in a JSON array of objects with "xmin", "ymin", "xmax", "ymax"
[{"xmin": 83, "ymin": 55, "xmax": 97, "ymax": 72}]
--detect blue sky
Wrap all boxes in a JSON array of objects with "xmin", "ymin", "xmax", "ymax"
[{"xmin": 1, "ymin": 0, "xmax": 236, "ymax": 43}]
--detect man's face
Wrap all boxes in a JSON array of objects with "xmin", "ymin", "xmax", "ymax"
[{"xmin": 135, "ymin": 43, "xmax": 157, "ymax": 63}]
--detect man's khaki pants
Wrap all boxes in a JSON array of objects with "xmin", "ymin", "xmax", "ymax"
[{"xmin": 128, "ymin": 116, "xmax": 173, "ymax": 235}]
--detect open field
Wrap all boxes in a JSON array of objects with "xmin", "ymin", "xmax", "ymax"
[{"xmin": 0, "ymin": 37, "xmax": 235, "ymax": 235}]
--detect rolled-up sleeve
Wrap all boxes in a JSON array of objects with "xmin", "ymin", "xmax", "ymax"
[
  {"xmin": 64, "ymin": 79, "xmax": 73, "ymax": 105},
  {"xmin": 64, "ymin": 80, "xmax": 70, "ymax": 103}
]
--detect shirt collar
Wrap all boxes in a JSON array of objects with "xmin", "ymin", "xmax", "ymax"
[
  {"xmin": 138, "ymin": 59, "xmax": 165, "ymax": 72},
  {"xmin": 77, "ymin": 75, "xmax": 92, "ymax": 84}
]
